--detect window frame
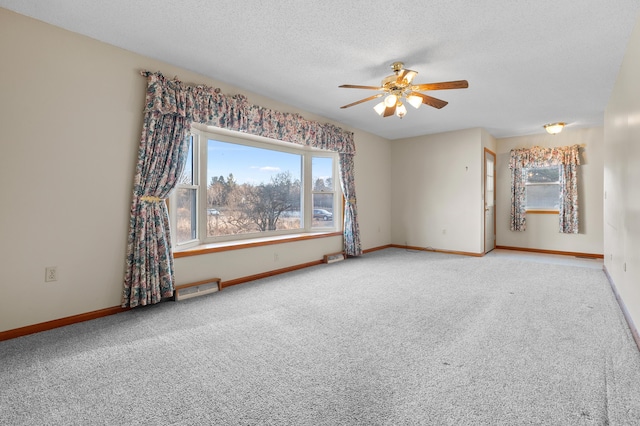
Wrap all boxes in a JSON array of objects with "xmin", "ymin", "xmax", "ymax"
[
  {"xmin": 169, "ymin": 125, "xmax": 342, "ymax": 249},
  {"xmin": 523, "ymin": 165, "xmax": 561, "ymax": 214}
]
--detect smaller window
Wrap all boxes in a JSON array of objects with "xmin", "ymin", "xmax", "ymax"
[
  {"xmin": 174, "ymin": 135, "xmax": 199, "ymax": 246},
  {"xmin": 524, "ymin": 166, "xmax": 561, "ymax": 211},
  {"xmin": 311, "ymin": 156, "xmax": 335, "ymax": 228}
]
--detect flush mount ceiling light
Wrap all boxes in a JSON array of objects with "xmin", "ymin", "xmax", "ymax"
[
  {"xmin": 339, "ymin": 62, "xmax": 468, "ymax": 119},
  {"xmin": 544, "ymin": 122, "xmax": 565, "ymax": 135}
]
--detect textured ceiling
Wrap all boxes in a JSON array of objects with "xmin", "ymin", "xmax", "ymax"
[{"xmin": 2, "ymin": 1, "xmax": 639, "ymax": 139}]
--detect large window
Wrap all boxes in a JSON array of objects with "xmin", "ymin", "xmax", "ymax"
[
  {"xmin": 170, "ymin": 127, "xmax": 341, "ymax": 248},
  {"xmin": 524, "ymin": 165, "xmax": 560, "ymax": 211}
]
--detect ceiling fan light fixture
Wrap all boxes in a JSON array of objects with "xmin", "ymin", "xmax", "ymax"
[
  {"xmin": 407, "ymin": 95, "xmax": 423, "ymax": 109},
  {"xmin": 373, "ymin": 102, "xmax": 386, "ymax": 116},
  {"xmin": 384, "ymin": 94, "xmax": 398, "ymax": 107},
  {"xmin": 396, "ymin": 102, "xmax": 407, "ymax": 118},
  {"xmin": 544, "ymin": 122, "xmax": 565, "ymax": 134}
]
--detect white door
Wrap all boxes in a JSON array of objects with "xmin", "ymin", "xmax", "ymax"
[{"xmin": 484, "ymin": 149, "xmax": 496, "ymax": 253}]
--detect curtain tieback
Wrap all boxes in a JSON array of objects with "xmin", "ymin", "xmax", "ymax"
[{"xmin": 139, "ymin": 195, "xmax": 164, "ymax": 203}]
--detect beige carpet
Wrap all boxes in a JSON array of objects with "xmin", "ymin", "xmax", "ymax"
[{"xmin": 1, "ymin": 248, "xmax": 638, "ymax": 425}]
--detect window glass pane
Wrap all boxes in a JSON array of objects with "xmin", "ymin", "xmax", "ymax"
[
  {"xmin": 312, "ymin": 193, "xmax": 334, "ymax": 227},
  {"xmin": 486, "ymin": 181, "xmax": 494, "ymax": 207},
  {"xmin": 486, "ymin": 176, "xmax": 494, "ymax": 192},
  {"xmin": 206, "ymin": 139, "xmax": 302, "ymax": 237},
  {"xmin": 526, "ymin": 184, "xmax": 560, "ymax": 209},
  {"xmin": 524, "ymin": 166, "xmax": 561, "ymax": 210},
  {"xmin": 312, "ymin": 157, "xmax": 333, "ymax": 191},
  {"xmin": 312, "ymin": 156, "xmax": 334, "ymax": 228},
  {"xmin": 176, "ymin": 188, "xmax": 197, "ymax": 243},
  {"xmin": 180, "ymin": 136, "xmax": 194, "ymax": 185},
  {"xmin": 525, "ymin": 166, "xmax": 559, "ymax": 183}
]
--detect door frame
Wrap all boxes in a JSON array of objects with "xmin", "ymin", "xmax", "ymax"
[{"xmin": 484, "ymin": 148, "xmax": 496, "ymax": 253}]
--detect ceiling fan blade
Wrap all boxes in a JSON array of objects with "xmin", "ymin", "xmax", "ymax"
[
  {"xmin": 339, "ymin": 84, "xmax": 383, "ymax": 90},
  {"xmin": 408, "ymin": 92, "xmax": 448, "ymax": 109},
  {"xmin": 340, "ymin": 93, "xmax": 383, "ymax": 109},
  {"xmin": 411, "ymin": 80, "xmax": 469, "ymax": 91},
  {"xmin": 383, "ymin": 104, "xmax": 396, "ymax": 117}
]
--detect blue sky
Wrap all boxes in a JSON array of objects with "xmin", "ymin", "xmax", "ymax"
[{"xmin": 207, "ymin": 139, "xmax": 332, "ymax": 185}]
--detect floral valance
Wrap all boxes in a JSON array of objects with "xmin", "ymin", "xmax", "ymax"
[
  {"xmin": 141, "ymin": 71, "xmax": 355, "ymax": 154},
  {"xmin": 509, "ymin": 145, "xmax": 581, "ymax": 169}
]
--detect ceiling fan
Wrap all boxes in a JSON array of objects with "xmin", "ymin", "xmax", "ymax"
[{"xmin": 339, "ymin": 62, "xmax": 468, "ymax": 118}]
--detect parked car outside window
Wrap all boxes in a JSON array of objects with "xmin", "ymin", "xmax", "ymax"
[{"xmin": 313, "ymin": 209, "xmax": 332, "ymax": 221}]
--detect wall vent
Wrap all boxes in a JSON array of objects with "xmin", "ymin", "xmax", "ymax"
[
  {"xmin": 174, "ymin": 278, "xmax": 221, "ymax": 301},
  {"xmin": 323, "ymin": 252, "xmax": 345, "ymax": 264}
]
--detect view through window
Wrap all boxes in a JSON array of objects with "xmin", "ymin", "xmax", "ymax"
[
  {"xmin": 524, "ymin": 165, "xmax": 561, "ymax": 210},
  {"xmin": 206, "ymin": 140, "xmax": 302, "ymax": 237}
]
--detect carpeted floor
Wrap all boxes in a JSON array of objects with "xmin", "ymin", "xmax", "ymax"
[{"xmin": 1, "ymin": 248, "xmax": 639, "ymax": 425}]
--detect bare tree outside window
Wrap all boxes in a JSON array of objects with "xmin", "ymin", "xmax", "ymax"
[{"xmin": 206, "ymin": 140, "xmax": 303, "ymax": 237}]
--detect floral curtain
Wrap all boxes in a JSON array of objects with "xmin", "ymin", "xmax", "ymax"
[
  {"xmin": 339, "ymin": 153, "xmax": 362, "ymax": 256},
  {"xmin": 508, "ymin": 145, "xmax": 581, "ymax": 233},
  {"xmin": 122, "ymin": 113, "xmax": 190, "ymax": 307},
  {"xmin": 123, "ymin": 72, "xmax": 361, "ymax": 307}
]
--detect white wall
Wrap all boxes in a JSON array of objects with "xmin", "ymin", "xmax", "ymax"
[
  {"xmin": 495, "ymin": 128, "xmax": 604, "ymax": 255},
  {"xmin": 481, "ymin": 128, "xmax": 498, "ymax": 161},
  {"xmin": 0, "ymin": 8, "xmax": 391, "ymax": 332},
  {"xmin": 390, "ymin": 128, "xmax": 486, "ymax": 254},
  {"xmin": 351, "ymin": 133, "xmax": 393, "ymax": 251},
  {"xmin": 604, "ymin": 14, "xmax": 640, "ymax": 330}
]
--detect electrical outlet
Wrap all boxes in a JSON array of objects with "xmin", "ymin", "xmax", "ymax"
[{"xmin": 45, "ymin": 266, "xmax": 57, "ymax": 282}]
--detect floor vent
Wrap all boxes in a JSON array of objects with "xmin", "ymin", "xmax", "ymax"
[
  {"xmin": 323, "ymin": 252, "xmax": 345, "ymax": 264},
  {"xmin": 174, "ymin": 278, "xmax": 221, "ymax": 301}
]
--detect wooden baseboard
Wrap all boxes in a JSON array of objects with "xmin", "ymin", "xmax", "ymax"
[
  {"xmin": 389, "ymin": 244, "xmax": 484, "ymax": 257},
  {"xmin": 362, "ymin": 244, "xmax": 393, "ymax": 254},
  {"xmin": 495, "ymin": 245, "xmax": 604, "ymax": 259},
  {"xmin": 220, "ymin": 260, "xmax": 324, "ymax": 289},
  {"xmin": 603, "ymin": 265, "xmax": 640, "ymax": 352},
  {"xmin": 0, "ymin": 306, "xmax": 130, "ymax": 342}
]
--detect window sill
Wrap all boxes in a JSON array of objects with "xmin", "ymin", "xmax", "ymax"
[
  {"xmin": 526, "ymin": 209, "xmax": 559, "ymax": 214},
  {"xmin": 173, "ymin": 231, "xmax": 342, "ymax": 258}
]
